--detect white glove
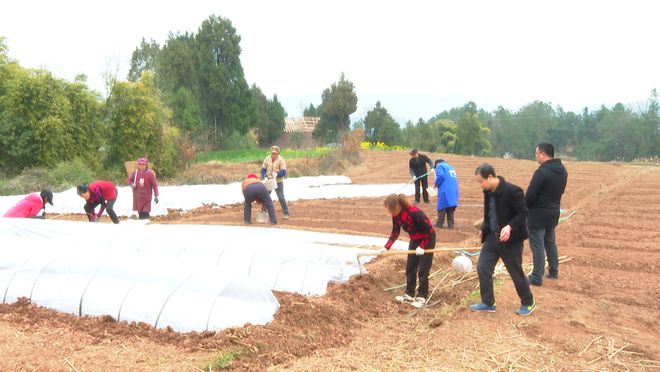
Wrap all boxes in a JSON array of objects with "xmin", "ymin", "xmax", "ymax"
[
  {"xmin": 378, "ymin": 248, "xmax": 387, "ymax": 254},
  {"xmin": 272, "ymin": 172, "xmax": 278, "ymax": 178},
  {"xmin": 415, "ymin": 247, "xmax": 425, "ymax": 256},
  {"xmin": 411, "ymin": 176, "xmax": 416, "ymax": 181}
]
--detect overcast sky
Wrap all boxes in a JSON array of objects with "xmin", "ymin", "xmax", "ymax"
[{"xmin": 1, "ymin": 0, "xmax": 658, "ymax": 123}]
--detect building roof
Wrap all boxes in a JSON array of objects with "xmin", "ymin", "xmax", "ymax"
[{"xmin": 284, "ymin": 117, "xmax": 320, "ymax": 133}]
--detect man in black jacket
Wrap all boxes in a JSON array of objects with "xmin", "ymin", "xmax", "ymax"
[
  {"xmin": 408, "ymin": 148, "xmax": 434, "ymax": 204},
  {"xmin": 526, "ymin": 143, "xmax": 568, "ymax": 286},
  {"xmin": 471, "ymin": 163, "xmax": 536, "ymax": 316}
]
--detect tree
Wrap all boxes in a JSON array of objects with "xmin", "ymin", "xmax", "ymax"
[
  {"xmin": 127, "ymin": 38, "xmax": 160, "ymax": 82},
  {"xmin": 195, "ymin": 15, "xmax": 253, "ymax": 147},
  {"xmin": 303, "ymin": 103, "xmax": 319, "ymax": 117},
  {"xmin": 455, "ymin": 112, "xmax": 492, "ymax": 156},
  {"xmin": 363, "ymin": 101, "xmax": 401, "ymax": 145},
  {"xmin": 313, "ymin": 73, "xmax": 357, "ymax": 144},
  {"xmin": 250, "ymin": 84, "xmax": 285, "ymax": 145}
]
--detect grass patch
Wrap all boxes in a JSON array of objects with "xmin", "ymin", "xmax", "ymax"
[
  {"xmin": 0, "ymin": 158, "xmax": 98, "ymax": 196},
  {"xmin": 196, "ymin": 147, "xmax": 332, "ymax": 164},
  {"xmin": 200, "ymin": 347, "xmax": 249, "ymax": 370}
]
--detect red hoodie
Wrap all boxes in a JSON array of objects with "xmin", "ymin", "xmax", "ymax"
[{"xmin": 3, "ymin": 193, "xmax": 44, "ymax": 218}]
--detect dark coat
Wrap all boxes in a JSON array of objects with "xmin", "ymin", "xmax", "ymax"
[
  {"xmin": 525, "ymin": 158, "xmax": 568, "ymax": 229},
  {"xmin": 481, "ymin": 176, "xmax": 529, "ymax": 247},
  {"xmin": 409, "ymin": 154, "xmax": 434, "ymax": 177}
]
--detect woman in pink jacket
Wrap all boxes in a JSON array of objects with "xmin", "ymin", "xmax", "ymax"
[
  {"xmin": 77, "ymin": 181, "xmax": 119, "ymax": 224},
  {"xmin": 127, "ymin": 157, "xmax": 159, "ymax": 219},
  {"xmin": 3, "ymin": 189, "xmax": 53, "ymax": 219}
]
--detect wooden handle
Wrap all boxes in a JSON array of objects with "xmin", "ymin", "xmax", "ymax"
[{"xmin": 357, "ymin": 246, "xmax": 481, "ymax": 259}]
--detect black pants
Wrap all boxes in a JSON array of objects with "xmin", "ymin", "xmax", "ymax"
[
  {"xmin": 477, "ymin": 233, "xmax": 533, "ymax": 307},
  {"xmin": 138, "ymin": 212, "xmax": 150, "ymax": 220},
  {"xmin": 244, "ymin": 183, "xmax": 277, "ymax": 224},
  {"xmin": 405, "ymin": 234, "xmax": 435, "ymax": 299},
  {"xmin": 84, "ymin": 198, "xmax": 119, "ymax": 224},
  {"xmin": 437, "ymin": 207, "xmax": 456, "ymax": 228},
  {"xmin": 414, "ymin": 176, "xmax": 429, "ymax": 203}
]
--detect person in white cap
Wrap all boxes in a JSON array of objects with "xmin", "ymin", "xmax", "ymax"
[{"xmin": 261, "ymin": 145, "xmax": 289, "ymax": 218}]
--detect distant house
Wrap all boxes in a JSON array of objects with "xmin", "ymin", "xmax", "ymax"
[{"xmin": 273, "ymin": 117, "xmax": 320, "ymax": 149}]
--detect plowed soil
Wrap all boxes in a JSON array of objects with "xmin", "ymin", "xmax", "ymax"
[{"xmin": 1, "ymin": 150, "xmax": 658, "ymax": 371}]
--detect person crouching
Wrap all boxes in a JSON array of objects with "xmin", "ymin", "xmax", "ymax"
[{"xmin": 242, "ymin": 173, "xmax": 277, "ymax": 225}]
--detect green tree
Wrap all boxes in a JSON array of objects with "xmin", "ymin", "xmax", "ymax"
[
  {"xmin": 127, "ymin": 38, "xmax": 160, "ymax": 82},
  {"xmin": 250, "ymin": 84, "xmax": 285, "ymax": 145},
  {"xmin": 195, "ymin": 15, "xmax": 253, "ymax": 147},
  {"xmin": 303, "ymin": 103, "xmax": 319, "ymax": 117},
  {"xmin": 455, "ymin": 112, "xmax": 492, "ymax": 156},
  {"xmin": 363, "ymin": 101, "xmax": 401, "ymax": 145},
  {"xmin": 313, "ymin": 73, "xmax": 357, "ymax": 144}
]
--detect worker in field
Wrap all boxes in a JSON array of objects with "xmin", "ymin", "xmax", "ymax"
[
  {"xmin": 383, "ymin": 193, "xmax": 436, "ymax": 309},
  {"xmin": 433, "ymin": 158, "xmax": 459, "ymax": 229},
  {"xmin": 471, "ymin": 163, "xmax": 535, "ymax": 316},
  {"xmin": 3, "ymin": 188, "xmax": 53, "ymax": 219},
  {"xmin": 408, "ymin": 148, "xmax": 434, "ymax": 204},
  {"xmin": 525, "ymin": 142, "xmax": 568, "ymax": 286},
  {"xmin": 127, "ymin": 157, "xmax": 159, "ymax": 220},
  {"xmin": 242, "ymin": 173, "xmax": 277, "ymax": 225},
  {"xmin": 77, "ymin": 181, "xmax": 120, "ymax": 224},
  {"xmin": 261, "ymin": 145, "xmax": 289, "ymax": 219}
]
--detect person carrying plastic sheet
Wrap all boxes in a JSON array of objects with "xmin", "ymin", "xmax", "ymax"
[
  {"xmin": 261, "ymin": 145, "xmax": 289, "ymax": 219},
  {"xmin": 242, "ymin": 173, "xmax": 277, "ymax": 225},
  {"xmin": 433, "ymin": 158, "xmax": 459, "ymax": 229},
  {"xmin": 77, "ymin": 181, "xmax": 120, "ymax": 224},
  {"xmin": 408, "ymin": 148, "xmax": 434, "ymax": 204},
  {"xmin": 470, "ymin": 163, "xmax": 536, "ymax": 316},
  {"xmin": 127, "ymin": 157, "xmax": 159, "ymax": 220},
  {"xmin": 525, "ymin": 142, "xmax": 568, "ymax": 286},
  {"xmin": 383, "ymin": 193, "xmax": 436, "ymax": 309},
  {"xmin": 3, "ymin": 188, "xmax": 53, "ymax": 219}
]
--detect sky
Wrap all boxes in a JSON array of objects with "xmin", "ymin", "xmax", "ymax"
[{"xmin": 1, "ymin": 0, "xmax": 659, "ymax": 123}]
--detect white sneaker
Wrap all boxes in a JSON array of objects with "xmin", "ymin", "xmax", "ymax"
[
  {"xmin": 395, "ymin": 294, "xmax": 414, "ymax": 303},
  {"xmin": 411, "ymin": 297, "xmax": 427, "ymax": 308}
]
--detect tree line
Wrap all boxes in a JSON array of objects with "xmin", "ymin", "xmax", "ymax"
[{"xmin": 359, "ymin": 94, "xmax": 659, "ymax": 161}]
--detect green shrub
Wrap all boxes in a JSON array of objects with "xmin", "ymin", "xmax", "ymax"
[{"xmin": 0, "ymin": 158, "xmax": 97, "ymax": 195}]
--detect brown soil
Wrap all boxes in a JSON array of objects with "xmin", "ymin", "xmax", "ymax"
[{"xmin": 1, "ymin": 150, "xmax": 658, "ymax": 371}]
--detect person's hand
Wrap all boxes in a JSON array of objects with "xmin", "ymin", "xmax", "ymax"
[
  {"xmin": 378, "ymin": 248, "xmax": 387, "ymax": 254},
  {"xmin": 154, "ymin": 196, "xmax": 159, "ymax": 204},
  {"xmin": 415, "ymin": 247, "xmax": 425, "ymax": 256},
  {"xmin": 273, "ymin": 172, "xmax": 278, "ymax": 179},
  {"xmin": 499, "ymin": 225, "xmax": 512, "ymax": 242},
  {"xmin": 411, "ymin": 176, "xmax": 416, "ymax": 181},
  {"xmin": 131, "ymin": 184, "xmax": 136, "ymax": 189}
]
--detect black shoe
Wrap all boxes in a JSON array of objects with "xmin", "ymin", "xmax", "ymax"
[
  {"xmin": 545, "ymin": 273, "xmax": 558, "ymax": 280},
  {"xmin": 423, "ymin": 200, "xmax": 430, "ymax": 204},
  {"xmin": 527, "ymin": 275, "xmax": 542, "ymax": 286}
]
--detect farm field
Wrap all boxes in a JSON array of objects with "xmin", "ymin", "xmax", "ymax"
[{"xmin": 1, "ymin": 150, "xmax": 658, "ymax": 370}]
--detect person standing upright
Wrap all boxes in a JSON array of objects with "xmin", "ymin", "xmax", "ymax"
[
  {"xmin": 470, "ymin": 163, "xmax": 536, "ymax": 316},
  {"xmin": 408, "ymin": 148, "xmax": 434, "ymax": 204},
  {"xmin": 127, "ymin": 157, "xmax": 159, "ymax": 220},
  {"xmin": 261, "ymin": 145, "xmax": 289, "ymax": 219},
  {"xmin": 525, "ymin": 143, "xmax": 568, "ymax": 286},
  {"xmin": 433, "ymin": 158, "xmax": 459, "ymax": 229}
]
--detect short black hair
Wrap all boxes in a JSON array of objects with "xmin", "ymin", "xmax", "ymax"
[
  {"xmin": 77, "ymin": 184, "xmax": 88, "ymax": 195},
  {"xmin": 475, "ymin": 163, "xmax": 496, "ymax": 178},
  {"xmin": 536, "ymin": 142, "xmax": 554, "ymax": 157}
]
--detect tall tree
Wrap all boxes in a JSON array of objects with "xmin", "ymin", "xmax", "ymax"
[
  {"xmin": 250, "ymin": 84, "xmax": 286, "ymax": 145},
  {"xmin": 455, "ymin": 112, "xmax": 492, "ymax": 156},
  {"xmin": 127, "ymin": 38, "xmax": 161, "ymax": 82},
  {"xmin": 363, "ymin": 101, "xmax": 401, "ymax": 145},
  {"xmin": 195, "ymin": 15, "xmax": 253, "ymax": 147},
  {"xmin": 313, "ymin": 73, "xmax": 357, "ymax": 144}
]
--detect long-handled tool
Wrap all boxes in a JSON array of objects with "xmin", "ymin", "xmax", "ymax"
[
  {"xmin": 394, "ymin": 172, "xmax": 429, "ymax": 194},
  {"xmin": 356, "ymin": 246, "xmax": 481, "ymax": 274}
]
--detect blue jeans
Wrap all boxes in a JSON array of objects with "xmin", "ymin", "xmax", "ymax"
[
  {"xmin": 528, "ymin": 226, "xmax": 559, "ymax": 282},
  {"xmin": 274, "ymin": 182, "xmax": 289, "ymax": 215}
]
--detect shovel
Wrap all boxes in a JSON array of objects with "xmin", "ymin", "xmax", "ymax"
[{"xmin": 356, "ymin": 246, "xmax": 481, "ymax": 274}]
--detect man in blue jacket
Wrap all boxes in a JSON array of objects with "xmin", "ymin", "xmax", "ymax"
[
  {"xmin": 433, "ymin": 159, "xmax": 459, "ymax": 229},
  {"xmin": 525, "ymin": 143, "xmax": 568, "ymax": 286}
]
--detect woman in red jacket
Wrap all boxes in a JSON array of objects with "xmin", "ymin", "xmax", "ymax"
[
  {"xmin": 77, "ymin": 181, "xmax": 119, "ymax": 224},
  {"xmin": 383, "ymin": 193, "xmax": 436, "ymax": 308},
  {"xmin": 128, "ymin": 157, "xmax": 159, "ymax": 219},
  {"xmin": 3, "ymin": 189, "xmax": 53, "ymax": 219}
]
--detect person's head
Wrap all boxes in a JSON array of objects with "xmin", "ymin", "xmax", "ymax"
[
  {"xmin": 137, "ymin": 157, "xmax": 149, "ymax": 171},
  {"xmin": 409, "ymin": 148, "xmax": 418, "ymax": 158},
  {"xmin": 77, "ymin": 184, "xmax": 90, "ymax": 201},
  {"xmin": 383, "ymin": 193, "xmax": 413, "ymax": 217},
  {"xmin": 40, "ymin": 188, "xmax": 53, "ymax": 206},
  {"xmin": 434, "ymin": 158, "xmax": 445, "ymax": 167},
  {"xmin": 535, "ymin": 143, "xmax": 554, "ymax": 164},
  {"xmin": 246, "ymin": 173, "xmax": 258, "ymax": 180},
  {"xmin": 269, "ymin": 145, "xmax": 280, "ymax": 158},
  {"xmin": 474, "ymin": 163, "xmax": 499, "ymax": 192}
]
